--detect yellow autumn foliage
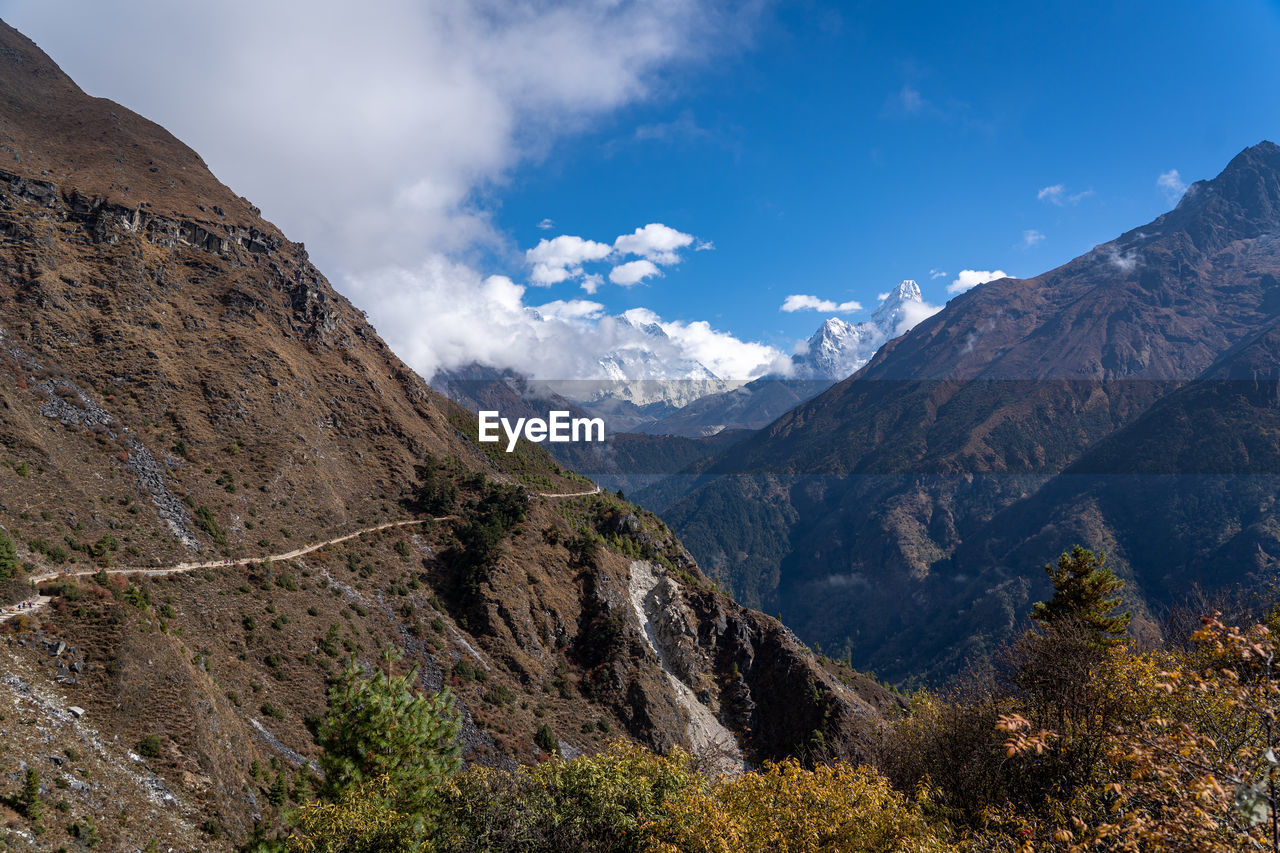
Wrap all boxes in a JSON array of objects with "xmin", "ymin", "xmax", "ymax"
[
  {"xmin": 288, "ymin": 774, "xmax": 424, "ymax": 853},
  {"xmin": 434, "ymin": 740, "xmax": 706, "ymax": 852},
  {"xmin": 643, "ymin": 759, "xmax": 956, "ymax": 853}
]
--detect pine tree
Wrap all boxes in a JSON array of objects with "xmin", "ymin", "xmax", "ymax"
[
  {"xmin": 1013, "ymin": 546, "xmax": 1135, "ymax": 759},
  {"xmin": 317, "ymin": 647, "xmax": 461, "ymax": 817},
  {"xmin": 292, "ymin": 770, "xmax": 313, "ymax": 803},
  {"xmin": 567, "ymin": 533, "xmax": 600, "ymax": 569},
  {"xmin": 19, "ymin": 766, "xmax": 42, "ymax": 825},
  {"xmin": 535, "ymin": 723, "xmax": 558, "ymax": 755},
  {"xmin": 1031, "ymin": 546, "xmax": 1131, "ymax": 646},
  {"xmin": 0, "ymin": 529, "xmax": 16, "ymax": 579},
  {"xmin": 268, "ymin": 770, "xmax": 288, "ymax": 807},
  {"xmin": 412, "ymin": 458, "xmax": 457, "ymax": 516}
]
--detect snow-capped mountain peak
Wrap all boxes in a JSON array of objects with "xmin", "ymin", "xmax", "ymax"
[
  {"xmin": 797, "ymin": 318, "xmax": 875, "ymax": 378},
  {"xmin": 615, "ymin": 309, "xmax": 671, "ymax": 341},
  {"xmin": 791, "ymin": 280, "xmax": 931, "ymax": 380},
  {"xmin": 870, "ymin": 279, "xmax": 923, "ymax": 333}
]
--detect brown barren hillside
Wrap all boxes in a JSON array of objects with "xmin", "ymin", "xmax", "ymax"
[{"xmin": 0, "ymin": 20, "xmax": 890, "ymax": 852}]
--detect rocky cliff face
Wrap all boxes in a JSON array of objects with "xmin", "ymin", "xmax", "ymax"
[{"xmin": 0, "ymin": 20, "xmax": 889, "ymax": 852}]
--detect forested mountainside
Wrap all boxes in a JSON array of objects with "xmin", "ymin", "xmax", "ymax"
[{"xmin": 647, "ymin": 141, "xmax": 1280, "ymax": 682}]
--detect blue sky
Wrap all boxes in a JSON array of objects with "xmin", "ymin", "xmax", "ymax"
[
  {"xmin": 4, "ymin": 1, "xmax": 1280, "ymax": 379},
  {"xmin": 492, "ymin": 0, "xmax": 1280, "ymax": 351}
]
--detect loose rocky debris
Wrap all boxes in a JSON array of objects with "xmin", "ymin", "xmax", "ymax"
[
  {"xmin": 126, "ymin": 437, "xmax": 202, "ymax": 549},
  {"xmin": 250, "ymin": 718, "xmax": 317, "ymax": 772},
  {"xmin": 25, "ymin": 357, "xmax": 204, "ymax": 552},
  {"xmin": 10, "ymin": 631, "xmax": 91, "ymax": 685},
  {"xmin": 36, "ymin": 378, "xmax": 115, "ymax": 429},
  {"xmin": 627, "ymin": 560, "xmax": 746, "ymax": 773}
]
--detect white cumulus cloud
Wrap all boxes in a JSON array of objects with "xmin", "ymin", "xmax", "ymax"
[
  {"xmin": 781, "ymin": 294, "xmax": 864, "ymax": 313},
  {"xmin": 947, "ymin": 269, "xmax": 1008, "ymax": 296},
  {"xmin": 526, "ymin": 234, "xmax": 613, "ymax": 285},
  {"xmin": 526, "ymin": 222, "xmax": 700, "ymax": 289},
  {"xmin": 614, "ymin": 223, "xmax": 695, "ymax": 264},
  {"xmin": 535, "ymin": 299, "xmax": 606, "ymax": 321},
  {"xmin": 609, "ymin": 259, "xmax": 662, "ymax": 286}
]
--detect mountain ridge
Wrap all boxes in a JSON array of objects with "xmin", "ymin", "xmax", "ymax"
[
  {"xmin": 0, "ymin": 21, "xmax": 889, "ymax": 850},
  {"xmin": 646, "ymin": 140, "xmax": 1280, "ymax": 681}
]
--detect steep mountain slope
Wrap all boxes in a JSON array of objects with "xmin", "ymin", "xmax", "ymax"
[
  {"xmin": 651, "ymin": 141, "xmax": 1280, "ymax": 681},
  {"xmin": 0, "ymin": 21, "xmax": 889, "ymax": 851},
  {"xmin": 951, "ymin": 313, "xmax": 1280, "ymax": 615}
]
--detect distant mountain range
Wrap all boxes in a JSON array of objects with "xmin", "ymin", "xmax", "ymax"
[
  {"xmin": 435, "ymin": 280, "xmax": 934, "ymax": 438},
  {"xmin": 643, "ymin": 141, "xmax": 1280, "ymax": 683},
  {"xmin": 647, "ymin": 280, "xmax": 933, "ymax": 437}
]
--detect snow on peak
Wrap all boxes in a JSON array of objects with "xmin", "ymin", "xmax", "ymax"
[
  {"xmin": 871, "ymin": 279, "xmax": 923, "ymax": 331},
  {"xmin": 791, "ymin": 281, "xmax": 931, "ymax": 380},
  {"xmin": 616, "ymin": 308, "xmax": 670, "ymax": 341}
]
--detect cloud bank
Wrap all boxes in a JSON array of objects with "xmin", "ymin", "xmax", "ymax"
[
  {"xmin": 4, "ymin": 1, "xmax": 768, "ymax": 383},
  {"xmin": 342, "ymin": 261, "xmax": 785, "ymax": 382},
  {"xmin": 610, "ymin": 260, "xmax": 663, "ymax": 286},
  {"xmin": 614, "ymin": 223, "xmax": 695, "ymax": 263}
]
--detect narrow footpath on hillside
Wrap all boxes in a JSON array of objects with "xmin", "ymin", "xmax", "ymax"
[
  {"xmin": 534, "ymin": 485, "xmax": 602, "ymax": 498},
  {"xmin": 0, "ymin": 483, "xmax": 602, "ymax": 624}
]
